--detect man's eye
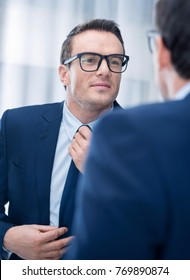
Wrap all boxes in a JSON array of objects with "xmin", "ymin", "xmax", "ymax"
[
  {"xmin": 82, "ymin": 56, "xmax": 97, "ymax": 64},
  {"xmin": 111, "ymin": 60, "xmax": 119, "ymax": 65},
  {"xmin": 86, "ymin": 58, "xmax": 95, "ymax": 63},
  {"xmin": 110, "ymin": 59, "xmax": 122, "ymax": 66}
]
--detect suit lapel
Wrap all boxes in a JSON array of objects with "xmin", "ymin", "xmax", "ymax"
[
  {"xmin": 35, "ymin": 102, "xmax": 63, "ymax": 225},
  {"xmin": 113, "ymin": 100, "xmax": 123, "ymax": 110}
]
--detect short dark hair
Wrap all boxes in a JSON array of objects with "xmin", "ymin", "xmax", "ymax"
[
  {"xmin": 60, "ymin": 19, "xmax": 125, "ymax": 64},
  {"xmin": 155, "ymin": 0, "xmax": 190, "ymax": 79}
]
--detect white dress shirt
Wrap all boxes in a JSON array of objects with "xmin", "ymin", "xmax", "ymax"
[
  {"xmin": 175, "ymin": 82, "xmax": 190, "ymax": 100},
  {"xmin": 49, "ymin": 103, "xmax": 97, "ymax": 226}
]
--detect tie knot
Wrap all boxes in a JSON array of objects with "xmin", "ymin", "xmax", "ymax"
[{"xmin": 76, "ymin": 124, "xmax": 91, "ymax": 133}]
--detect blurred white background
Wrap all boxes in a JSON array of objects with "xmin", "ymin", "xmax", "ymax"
[{"xmin": 0, "ymin": 0, "xmax": 161, "ymax": 117}]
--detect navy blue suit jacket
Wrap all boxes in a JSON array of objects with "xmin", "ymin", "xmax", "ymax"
[
  {"xmin": 66, "ymin": 94, "xmax": 190, "ymax": 260},
  {"xmin": 0, "ymin": 100, "xmax": 121, "ymax": 259}
]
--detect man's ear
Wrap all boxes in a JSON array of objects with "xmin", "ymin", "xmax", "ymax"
[
  {"xmin": 156, "ymin": 36, "xmax": 171, "ymax": 70},
  {"xmin": 58, "ymin": 65, "xmax": 70, "ymax": 86}
]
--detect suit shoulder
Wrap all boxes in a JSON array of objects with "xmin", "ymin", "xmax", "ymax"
[
  {"xmin": 1, "ymin": 102, "xmax": 64, "ymax": 129},
  {"xmin": 96, "ymin": 99, "xmax": 189, "ymax": 133},
  {"xmin": 2, "ymin": 101, "xmax": 63, "ymax": 118},
  {"xmin": 7, "ymin": 101, "xmax": 62, "ymax": 113}
]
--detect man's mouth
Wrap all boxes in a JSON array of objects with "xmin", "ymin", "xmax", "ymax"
[{"xmin": 91, "ymin": 82, "xmax": 111, "ymax": 89}]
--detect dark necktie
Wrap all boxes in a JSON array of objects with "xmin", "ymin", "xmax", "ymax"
[{"xmin": 58, "ymin": 124, "xmax": 91, "ymax": 236}]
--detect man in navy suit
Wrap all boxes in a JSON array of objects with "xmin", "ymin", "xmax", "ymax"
[
  {"xmin": 66, "ymin": 0, "xmax": 190, "ymax": 259},
  {"xmin": 0, "ymin": 19, "xmax": 129, "ymax": 259}
]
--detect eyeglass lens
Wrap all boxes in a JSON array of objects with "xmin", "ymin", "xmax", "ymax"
[
  {"xmin": 80, "ymin": 53, "xmax": 127, "ymax": 73},
  {"xmin": 148, "ymin": 36, "xmax": 156, "ymax": 53}
]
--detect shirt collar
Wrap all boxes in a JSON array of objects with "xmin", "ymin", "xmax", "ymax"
[
  {"xmin": 175, "ymin": 82, "xmax": 190, "ymax": 100},
  {"xmin": 63, "ymin": 103, "xmax": 101, "ymax": 141}
]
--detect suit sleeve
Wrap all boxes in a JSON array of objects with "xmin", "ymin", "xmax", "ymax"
[
  {"xmin": 0, "ymin": 111, "xmax": 15, "ymax": 259},
  {"xmin": 65, "ymin": 111, "xmax": 169, "ymax": 260}
]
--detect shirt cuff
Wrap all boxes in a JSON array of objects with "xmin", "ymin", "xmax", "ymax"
[{"xmin": 2, "ymin": 245, "xmax": 12, "ymax": 259}]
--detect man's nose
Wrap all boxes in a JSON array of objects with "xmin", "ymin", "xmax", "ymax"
[{"xmin": 96, "ymin": 59, "xmax": 111, "ymax": 76}]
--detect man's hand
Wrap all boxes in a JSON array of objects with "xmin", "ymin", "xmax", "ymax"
[
  {"xmin": 69, "ymin": 125, "xmax": 92, "ymax": 173},
  {"xmin": 3, "ymin": 224, "xmax": 73, "ymax": 260}
]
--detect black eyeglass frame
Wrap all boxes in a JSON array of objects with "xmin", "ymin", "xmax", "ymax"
[
  {"xmin": 147, "ymin": 30, "xmax": 161, "ymax": 53},
  {"xmin": 147, "ymin": 29, "xmax": 170, "ymax": 54},
  {"xmin": 63, "ymin": 52, "xmax": 130, "ymax": 73}
]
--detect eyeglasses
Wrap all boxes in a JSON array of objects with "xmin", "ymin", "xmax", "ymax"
[
  {"xmin": 64, "ymin": 52, "xmax": 129, "ymax": 73},
  {"xmin": 147, "ymin": 30, "xmax": 161, "ymax": 53}
]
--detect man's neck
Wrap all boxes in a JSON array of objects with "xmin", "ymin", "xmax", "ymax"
[
  {"xmin": 66, "ymin": 102, "xmax": 113, "ymax": 124},
  {"xmin": 166, "ymin": 70, "xmax": 190, "ymax": 100}
]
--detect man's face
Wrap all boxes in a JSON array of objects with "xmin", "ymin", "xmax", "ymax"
[{"xmin": 63, "ymin": 30, "xmax": 124, "ymax": 113}]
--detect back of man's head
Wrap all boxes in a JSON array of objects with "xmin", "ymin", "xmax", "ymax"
[{"xmin": 155, "ymin": 0, "xmax": 190, "ymax": 79}]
